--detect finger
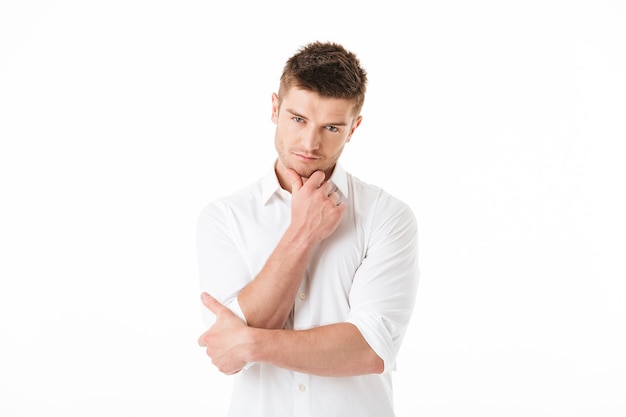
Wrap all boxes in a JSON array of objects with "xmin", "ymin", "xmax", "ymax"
[
  {"xmin": 198, "ymin": 329, "xmax": 208, "ymax": 347},
  {"xmin": 323, "ymin": 182, "xmax": 337, "ymax": 196},
  {"xmin": 285, "ymin": 168, "xmax": 303, "ymax": 193},
  {"xmin": 329, "ymin": 191, "xmax": 341, "ymax": 205},
  {"xmin": 306, "ymin": 170, "xmax": 326, "ymax": 190},
  {"xmin": 200, "ymin": 292, "xmax": 229, "ymax": 316}
]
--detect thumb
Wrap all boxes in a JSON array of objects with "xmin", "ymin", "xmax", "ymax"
[
  {"xmin": 285, "ymin": 168, "xmax": 303, "ymax": 193},
  {"xmin": 201, "ymin": 292, "xmax": 229, "ymax": 316}
]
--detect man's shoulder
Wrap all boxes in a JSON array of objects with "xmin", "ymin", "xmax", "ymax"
[
  {"xmin": 199, "ymin": 177, "xmax": 265, "ymax": 216},
  {"xmin": 347, "ymin": 172, "xmax": 414, "ymax": 214}
]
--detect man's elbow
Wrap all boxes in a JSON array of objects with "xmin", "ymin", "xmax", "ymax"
[{"xmin": 369, "ymin": 352, "xmax": 385, "ymax": 374}]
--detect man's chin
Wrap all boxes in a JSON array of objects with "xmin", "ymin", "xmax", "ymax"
[
  {"xmin": 295, "ymin": 169, "xmax": 314, "ymax": 179},
  {"xmin": 279, "ymin": 158, "xmax": 327, "ymax": 179},
  {"xmin": 285, "ymin": 163, "xmax": 316, "ymax": 179}
]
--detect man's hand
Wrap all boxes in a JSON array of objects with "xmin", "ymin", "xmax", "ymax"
[
  {"xmin": 286, "ymin": 169, "xmax": 346, "ymax": 244},
  {"xmin": 198, "ymin": 292, "xmax": 252, "ymax": 375}
]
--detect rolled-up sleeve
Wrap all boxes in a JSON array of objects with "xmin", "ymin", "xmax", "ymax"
[{"xmin": 346, "ymin": 198, "xmax": 419, "ymax": 373}]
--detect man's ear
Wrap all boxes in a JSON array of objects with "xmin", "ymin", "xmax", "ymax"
[
  {"xmin": 346, "ymin": 115, "xmax": 362, "ymax": 143},
  {"xmin": 271, "ymin": 93, "xmax": 280, "ymax": 124}
]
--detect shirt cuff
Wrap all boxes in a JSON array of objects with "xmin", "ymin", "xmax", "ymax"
[
  {"xmin": 225, "ymin": 297, "xmax": 248, "ymax": 325},
  {"xmin": 346, "ymin": 314, "xmax": 399, "ymax": 373}
]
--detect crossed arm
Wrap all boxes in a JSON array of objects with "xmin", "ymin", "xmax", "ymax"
[
  {"xmin": 198, "ymin": 169, "xmax": 384, "ymax": 376},
  {"xmin": 198, "ymin": 292, "xmax": 383, "ymax": 376}
]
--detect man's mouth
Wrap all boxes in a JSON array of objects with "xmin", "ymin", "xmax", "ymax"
[{"xmin": 294, "ymin": 152, "xmax": 320, "ymax": 162}]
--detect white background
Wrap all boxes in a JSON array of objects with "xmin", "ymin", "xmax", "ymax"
[{"xmin": 1, "ymin": 1, "xmax": 625, "ymax": 416}]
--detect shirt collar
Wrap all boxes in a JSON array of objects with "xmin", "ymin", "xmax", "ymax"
[
  {"xmin": 261, "ymin": 161, "xmax": 349, "ymax": 205},
  {"xmin": 328, "ymin": 162, "xmax": 349, "ymax": 199},
  {"xmin": 261, "ymin": 164, "xmax": 284, "ymax": 204}
]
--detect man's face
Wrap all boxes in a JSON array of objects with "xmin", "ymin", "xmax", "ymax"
[{"xmin": 272, "ymin": 87, "xmax": 361, "ymax": 185}]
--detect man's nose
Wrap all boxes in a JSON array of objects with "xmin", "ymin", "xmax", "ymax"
[{"xmin": 300, "ymin": 126, "xmax": 321, "ymax": 151}]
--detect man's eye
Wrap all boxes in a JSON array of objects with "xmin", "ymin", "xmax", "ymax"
[
  {"xmin": 326, "ymin": 126, "xmax": 339, "ymax": 133},
  {"xmin": 293, "ymin": 117, "xmax": 304, "ymax": 123}
]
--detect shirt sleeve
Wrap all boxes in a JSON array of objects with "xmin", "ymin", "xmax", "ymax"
[
  {"xmin": 345, "ymin": 195, "xmax": 420, "ymax": 373},
  {"xmin": 196, "ymin": 200, "xmax": 251, "ymax": 326}
]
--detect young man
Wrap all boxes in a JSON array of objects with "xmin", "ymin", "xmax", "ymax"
[{"xmin": 197, "ymin": 41, "xmax": 419, "ymax": 417}]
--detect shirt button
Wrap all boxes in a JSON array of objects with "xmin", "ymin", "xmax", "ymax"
[
  {"xmin": 299, "ymin": 293, "xmax": 306, "ymax": 300},
  {"xmin": 298, "ymin": 384, "xmax": 306, "ymax": 392}
]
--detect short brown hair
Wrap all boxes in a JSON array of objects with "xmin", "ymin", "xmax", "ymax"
[{"xmin": 278, "ymin": 41, "xmax": 368, "ymax": 115}]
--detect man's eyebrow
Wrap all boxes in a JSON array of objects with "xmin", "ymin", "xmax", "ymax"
[
  {"xmin": 285, "ymin": 108, "xmax": 348, "ymax": 126},
  {"xmin": 284, "ymin": 108, "xmax": 306, "ymax": 119}
]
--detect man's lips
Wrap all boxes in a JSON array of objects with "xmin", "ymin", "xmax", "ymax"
[{"xmin": 293, "ymin": 152, "xmax": 320, "ymax": 162}]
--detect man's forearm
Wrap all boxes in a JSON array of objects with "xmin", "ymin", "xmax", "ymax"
[
  {"xmin": 237, "ymin": 170, "xmax": 346, "ymax": 329},
  {"xmin": 247, "ymin": 322, "xmax": 384, "ymax": 377},
  {"xmin": 237, "ymin": 226, "xmax": 316, "ymax": 329}
]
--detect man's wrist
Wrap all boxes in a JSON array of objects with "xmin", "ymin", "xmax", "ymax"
[
  {"xmin": 245, "ymin": 327, "xmax": 267, "ymax": 364},
  {"xmin": 283, "ymin": 225, "xmax": 318, "ymax": 250}
]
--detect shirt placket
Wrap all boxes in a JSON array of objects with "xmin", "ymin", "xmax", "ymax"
[
  {"xmin": 292, "ymin": 270, "xmax": 311, "ymax": 417},
  {"xmin": 292, "ymin": 371, "xmax": 311, "ymax": 417},
  {"xmin": 293, "ymin": 270, "xmax": 310, "ymax": 329}
]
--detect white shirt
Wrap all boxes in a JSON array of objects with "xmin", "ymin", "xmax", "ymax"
[{"xmin": 197, "ymin": 162, "xmax": 419, "ymax": 417}]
